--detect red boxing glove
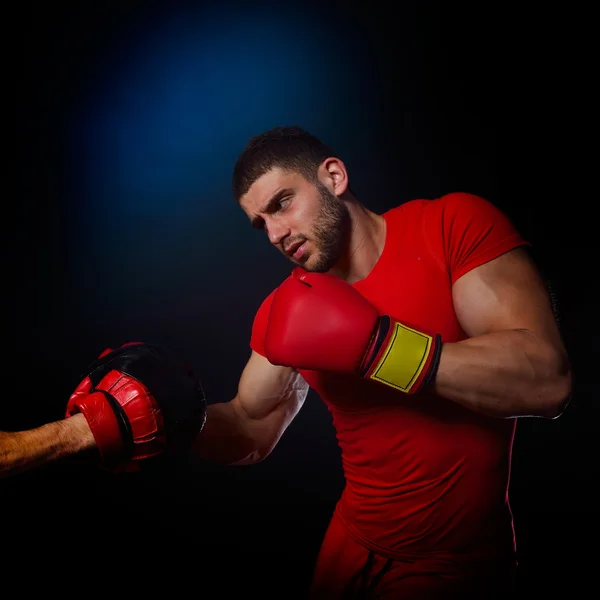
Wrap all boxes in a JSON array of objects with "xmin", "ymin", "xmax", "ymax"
[
  {"xmin": 66, "ymin": 342, "xmax": 206, "ymax": 471},
  {"xmin": 265, "ymin": 270, "xmax": 442, "ymax": 394}
]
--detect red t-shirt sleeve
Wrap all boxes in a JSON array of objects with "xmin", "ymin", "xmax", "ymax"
[
  {"xmin": 433, "ymin": 192, "xmax": 530, "ymax": 283},
  {"xmin": 250, "ymin": 290, "xmax": 276, "ymax": 357}
]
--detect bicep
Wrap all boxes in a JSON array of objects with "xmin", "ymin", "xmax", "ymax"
[
  {"xmin": 452, "ymin": 247, "xmax": 564, "ymax": 348},
  {"xmin": 232, "ymin": 350, "xmax": 309, "ymax": 442}
]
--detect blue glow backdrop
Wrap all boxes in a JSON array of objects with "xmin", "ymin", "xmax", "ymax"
[{"xmin": 62, "ymin": 4, "xmax": 396, "ymax": 378}]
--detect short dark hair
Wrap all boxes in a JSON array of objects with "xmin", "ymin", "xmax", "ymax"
[{"xmin": 232, "ymin": 126, "xmax": 337, "ymax": 202}]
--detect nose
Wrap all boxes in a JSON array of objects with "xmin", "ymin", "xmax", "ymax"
[{"xmin": 265, "ymin": 217, "xmax": 289, "ymax": 246}]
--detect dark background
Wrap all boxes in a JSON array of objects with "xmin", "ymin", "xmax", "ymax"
[{"xmin": 6, "ymin": 1, "xmax": 595, "ymax": 597}]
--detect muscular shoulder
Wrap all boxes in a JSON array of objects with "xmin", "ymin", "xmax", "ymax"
[
  {"xmin": 394, "ymin": 192, "xmax": 530, "ymax": 283},
  {"xmin": 420, "ymin": 192, "xmax": 517, "ymax": 231}
]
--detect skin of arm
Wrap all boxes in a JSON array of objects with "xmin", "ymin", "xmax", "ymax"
[
  {"xmin": 192, "ymin": 350, "xmax": 309, "ymax": 465},
  {"xmin": 433, "ymin": 247, "xmax": 572, "ymax": 418},
  {"xmin": 0, "ymin": 413, "xmax": 96, "ymax": 479}
]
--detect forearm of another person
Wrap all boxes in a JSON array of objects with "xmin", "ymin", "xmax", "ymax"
[
  {"xmin": 433, "ymin": 248, "xmax": 572, "ymax": 419},
  {"xmin": 192, "ymin": 351, "xmax": 308, "ymax": 465},
  {"xmin": 0, "ymin": 413, "xmax": 96, "ymax": 479}
]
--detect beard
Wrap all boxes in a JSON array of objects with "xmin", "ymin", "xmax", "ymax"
[{"xmin": 304, "ymin": 181, "xmax": 351, "ymax": 273}]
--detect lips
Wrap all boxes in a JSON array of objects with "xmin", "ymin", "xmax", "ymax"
[{"xmin": 285, "ymin": 240, "xmax": 305, "ymax": 257}]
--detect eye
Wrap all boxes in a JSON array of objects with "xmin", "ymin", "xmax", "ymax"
[{"xmin": 277, "ymin": 197, "xmax": 291, "ymax": 211}]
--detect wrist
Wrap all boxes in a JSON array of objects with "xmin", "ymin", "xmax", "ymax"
[
  {"xmin": 361, "ymin": 316, "xmax": 442, "ymax": 394},
  {"xmin": 63, "ymin": 412, "xmax": 97, "ymax": 453},
  {"xmin": 68, "ymin": 392, "xmax": 126, "ymax": 465}
]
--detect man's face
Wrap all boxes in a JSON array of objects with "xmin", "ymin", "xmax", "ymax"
[{"xmin": 239, "ymin": 167, "xmax": 351, "ymax": 272}]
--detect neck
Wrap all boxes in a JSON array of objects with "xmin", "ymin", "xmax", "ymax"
[{"xmin": 328, "ymin": 201, "xmax": 386, "ymax": 284}]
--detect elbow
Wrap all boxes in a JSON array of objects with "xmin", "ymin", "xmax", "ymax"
[
  {"xmin": 228, "ymin": 443, "xmax": 276, "ymax": 466},
  {"xmin": 538, "ymin": 364, "xmax": 573, "ymax": 419},
  {"xmin": 253, "ymin": 441, "xmax": 278, "ymax": 463}
]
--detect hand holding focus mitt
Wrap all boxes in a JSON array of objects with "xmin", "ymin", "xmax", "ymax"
[{"xmin": 66, "ymin": 342, "xmax": 207, "ymax": 471}]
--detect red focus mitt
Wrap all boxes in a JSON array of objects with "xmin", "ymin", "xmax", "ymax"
[{"xmin": 66, "ymin": 341, "xmax": 207, "ymax": 471}]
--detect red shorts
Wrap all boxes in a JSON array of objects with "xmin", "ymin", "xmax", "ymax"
[{"xmin": 309, "ymin": 510, "xmax": 516, "ymax": 599}]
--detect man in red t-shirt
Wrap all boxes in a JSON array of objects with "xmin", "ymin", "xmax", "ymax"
[
  {"xmin": 1, "ymin": 126, "xmax": 571, "ymax": 598},
  {"xmin": 249, "ymin": 193, "xmax": 528, "ymax": 597},
  {"xmin": 249, "ymin": 191, "xmax": 532, "ymax": 598},
  {"xmin": 214, "ymin": 126, "xmax": 569, "ymax": 599}
]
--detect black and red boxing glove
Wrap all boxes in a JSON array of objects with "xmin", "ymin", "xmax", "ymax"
[
  {"xmin": 265, "ymin": 270, "xmax": 442, "ymax": 394},
  {"xmin": 66, "ymin": 341, "xmax": 207, "ymax": 471}
]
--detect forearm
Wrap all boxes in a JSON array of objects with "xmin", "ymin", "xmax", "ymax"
[
  {"xmin": 433, "ymin": 329, "xmax": 571, "ymax": 418},
  {"xmin": 0, "ymin": 414, "xmax": 96, "ymax": 478}
]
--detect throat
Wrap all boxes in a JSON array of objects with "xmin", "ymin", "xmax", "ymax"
[{"xmin": 332, "ymin": 212, "xmax": 386, "ymax": 284}]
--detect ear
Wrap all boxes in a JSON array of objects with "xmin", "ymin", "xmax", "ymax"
[{"xmin": 318, "ymin": 157, "xmax": 349, "ymax": 196}]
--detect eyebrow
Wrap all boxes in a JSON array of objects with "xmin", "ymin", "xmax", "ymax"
[{"xmin": 250, "ymin": 188, "xmax": 293, "ymax": 229}]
